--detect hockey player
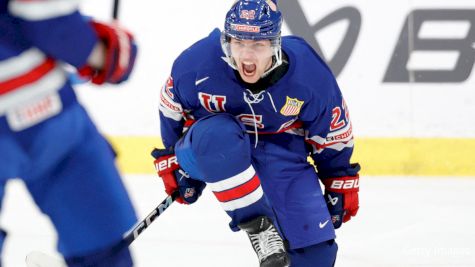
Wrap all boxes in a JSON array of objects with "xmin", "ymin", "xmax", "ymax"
[
  {"xmin": 154, "ymin": 0, "xmax": 360, "ymax": 266},
  {"xmin": 0, "ymin": 0, "xmax": 138, "ymax": 266}
]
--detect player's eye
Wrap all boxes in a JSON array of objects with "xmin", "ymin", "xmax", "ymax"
[{"xmin": 253, "ymin": 43, "xmax": 265, "ymax": 49}]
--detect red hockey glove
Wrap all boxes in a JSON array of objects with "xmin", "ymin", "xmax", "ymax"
[
  {"xmin": 321, "ymin": 163, "xmax": 360, "ymax": 229},
  {"xmin": 151, "ymin": 148, "xmax": 206, "ymax": 204},
  {"xmin": 79, "ymin": 21, "xmax": 137, "ymax": 85}
]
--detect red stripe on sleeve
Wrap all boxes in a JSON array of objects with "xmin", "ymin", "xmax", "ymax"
[
  {"xmin": 213, "ymin": 175, "xmax": 261, "ymax": 203},
  {"xmin": 0, "ymin": 58, "xmax": 56, "ymax": 95}
]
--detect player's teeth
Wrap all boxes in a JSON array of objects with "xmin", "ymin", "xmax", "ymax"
[{"xmin": 243, "ymin": 63, "xmax": 256, "ymax": 72}]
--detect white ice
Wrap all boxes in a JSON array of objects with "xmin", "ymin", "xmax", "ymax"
[{"xmin": 1, "ymin": 175, "xmax": 474, "ymax": 267}]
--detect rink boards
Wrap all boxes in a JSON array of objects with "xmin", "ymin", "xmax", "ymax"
[
  {"xmin": 75, "ymin": 0, "xmax": 475, "ymax": 177},
  {"xmin": 107, "ymin": 136, "xmax": 475, "ymax": 176}
]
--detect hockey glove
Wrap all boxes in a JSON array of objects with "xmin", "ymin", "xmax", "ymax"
[
  {"xmin": 151, "ymin": 148, "xmax": 206, "ymax": 204},
  {"xmin": 321, "ymin": 163, "xmax": 360, "ymax": 229},
  {"xmin": 79, "ymin": 21, "xmax": 137, "ymax": 85}
]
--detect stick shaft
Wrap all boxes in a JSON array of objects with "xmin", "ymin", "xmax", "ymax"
[
  {"xmin": 123, "ymin": 191, "xmax": 179, "ymax": 246},
  {"xmin": 112, "ymin": 0, "xmax": 119, "ymax": 19},
  {"xmin": 25, "ymin": 192, "xmax": 178, "ymax": 267}
]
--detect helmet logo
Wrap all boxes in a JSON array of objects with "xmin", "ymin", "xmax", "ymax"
[
  {"xmin": 240, "ymin": 10, "xmax": 256, "ymax": 20},
  {"xmin": 231, "ymin": 23, "xmax": 260, "ymax": 33}
]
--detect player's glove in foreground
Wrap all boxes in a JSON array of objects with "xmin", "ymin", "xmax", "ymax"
[
  {"xmin": 151, "ymin": 148, "xmax": 206, "ymax": 204},
  {"xmin": 79, "ymin": 20, "xmax": 137, "ymax": 85},
  {"xmin": 239, "ymin": 216, "xmax": 290, "ymax": 267},
  {"xmin": 321, "ymin": 163, "xmax": 360, "ymax": 229}
]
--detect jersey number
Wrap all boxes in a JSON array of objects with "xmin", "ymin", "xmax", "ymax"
[{"xmin": 330, "ymin": 107, "xmax": 346, "ymax": 131}]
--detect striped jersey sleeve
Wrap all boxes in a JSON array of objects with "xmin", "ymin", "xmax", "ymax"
[{"xmin": 300, "ymin": 73, "xmax": 355, "ymax": 176}]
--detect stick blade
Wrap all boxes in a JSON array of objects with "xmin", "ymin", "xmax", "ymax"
[{"xmin": 26, "ymin": 251, "xmax": 66, "ymax": 267}]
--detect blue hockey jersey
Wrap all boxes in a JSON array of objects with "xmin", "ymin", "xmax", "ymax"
[
  {"xmin": 0, "ymin": 0, "xmax": 97, "ymax": 128},
  {"xmin": 0, "ymin": 0, "xmax": 138, "ymax": 258},
  {"xmin": 159, "ymin": 28, "xmax": 354, "ymax": 176}
]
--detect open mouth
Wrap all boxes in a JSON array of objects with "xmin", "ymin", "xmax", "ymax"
[{"xmin": 242, "ymin": 63, "xmax": 256, "ymax": 77}]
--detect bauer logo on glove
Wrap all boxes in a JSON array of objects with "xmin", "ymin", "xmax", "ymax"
[
  {"xmin": 151, "ymin": 148, "xmax": 206, "ymax": 204},
  {"xmin": 327, "ymin": 178, "xmax": 359, "ymax": 191},
  {"xmin": 320, "ymin": 163, "xmax": 361, "ymax": 229},
  {"xmin": 154, "ymin": 155, "xmax": 179, "ymax": 173}
]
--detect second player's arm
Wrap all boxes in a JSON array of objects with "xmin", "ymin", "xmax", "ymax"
[{"xmin": 300, "ymin": 73, "xmax": 360, "ymax": 229}]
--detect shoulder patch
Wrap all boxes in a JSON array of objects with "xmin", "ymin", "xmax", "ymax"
[{"xmin": 280, "ymin": 96, "xmax": 304, "ymax": 116}]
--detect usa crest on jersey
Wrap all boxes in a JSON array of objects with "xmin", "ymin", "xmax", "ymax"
[{"xmin": 280, "ymin": 96, "xmax": 304, "ymax": 116}]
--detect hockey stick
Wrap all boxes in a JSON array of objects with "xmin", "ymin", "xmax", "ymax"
[
  {"xmin": 25, "ymin": 191, "xmax": 179, "ymax": 267},
  {"xmin": 122, "ymin": 190, "xmax": 179, "ymax": 246},
  {"xmin": 112, "ymin": 0, "xmax": 120, "ymax": 20}
]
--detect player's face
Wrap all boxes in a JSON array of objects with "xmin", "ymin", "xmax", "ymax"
[{"xmin": 229, "ymin": 38, "xmax": 273, "ymax": 84}]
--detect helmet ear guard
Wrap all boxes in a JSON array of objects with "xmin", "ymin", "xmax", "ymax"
[{"xmin": 221, "ymin": 0, "xmax": 283, "ymax": 76}]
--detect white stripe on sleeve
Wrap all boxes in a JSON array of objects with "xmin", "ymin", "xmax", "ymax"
[
  {"xmin": 219, "ymin": 186, "xmax": 264, "ymax": 211},
  {"xmin": 207, "ymin": 165, "xmax": 255, "ymax": 192},
  {"xmin": 0, "ymin": 48, "xmax": 45, "ymax": 81},
  {"xmin": 9, "ymin": 0, "xmax": 80, "ymax": 21}
]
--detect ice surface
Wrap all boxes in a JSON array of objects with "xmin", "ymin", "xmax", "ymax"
[{"xmin": 1, "ymin": 175, "xmax": 474, "ymax": 267}]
